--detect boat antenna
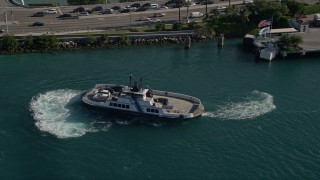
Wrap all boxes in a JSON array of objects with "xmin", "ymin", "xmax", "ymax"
[
  {"xmin": 129, "ymin": 74, "xmax": 132, "ymax": 88},
  {"xmin": 139, "ymin": 77, "xmax": 142, "ymax": 89}
]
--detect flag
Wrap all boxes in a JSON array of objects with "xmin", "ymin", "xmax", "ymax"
[{"xmin": 258, "ymin": 19, "xmax": 272, "ymax": 28}]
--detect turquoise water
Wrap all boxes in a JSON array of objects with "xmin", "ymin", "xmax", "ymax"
[{"xmin": 1, "ymin": 40, "xmax": 320, "ymax": 179}]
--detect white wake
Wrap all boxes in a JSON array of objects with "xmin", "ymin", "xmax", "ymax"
[
  {"xmin": 203, "ymin": 90, "xmax": 276, "ymax": 120},
  {"xmin": 30, "ymin": 89, "xmax": 111, "ymax": 139}
]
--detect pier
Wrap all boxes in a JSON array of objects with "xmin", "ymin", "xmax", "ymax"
[{"xmin": 244, "ymin": 27, "xmax": 320, "ymax": 60}]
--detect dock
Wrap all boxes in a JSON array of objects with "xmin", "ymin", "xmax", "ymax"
[{"xmin": 244, "ymin": 27, "xmax": 320, "ymax": 60}]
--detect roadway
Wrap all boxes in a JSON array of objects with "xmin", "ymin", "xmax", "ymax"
[
  {"xmin": 0, "ymin": 0, "xmax": 317, "ymax": 35},
  {"xmin": 0, "ymin": 0, "xmax": 244, "ymax": 35}
]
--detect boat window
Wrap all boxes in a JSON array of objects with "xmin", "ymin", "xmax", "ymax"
[
  {"xmin": 151, "ymin": 109, "xmax": 155, "ymax": 113},
  {"xmin": 155, "ymin": 109, "xmax": 159, "ymax": 113},
  {"xmin": 147, "ymin": 108, "xmax": 150, "ymax": 112},
  {"xmin": 117, "ymin": 104, "xmax": 121, "ymax": 107},
  {"xmin": 126, "ymin": 105, "xmax": 129, "ymax": 109},
  {"xmin": 109, "ymin": 103, "xmax": 113, "ymax": 106},
  {"xmin": 122, "ymin": 104, "xmax": 125, "ymax": 108}
]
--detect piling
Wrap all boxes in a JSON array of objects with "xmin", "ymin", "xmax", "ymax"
[
  {"xmin": 184, "ymin": 36, "xmax": 191, "ymax": 49},
  {"xmin": 217, "ymin": 34, "xmax": 224, "ymax": 47}
]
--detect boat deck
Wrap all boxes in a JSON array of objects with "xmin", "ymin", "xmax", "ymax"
[{"xmin": 153, "ymin": 94, "xmax": 204, "ymax": 117}]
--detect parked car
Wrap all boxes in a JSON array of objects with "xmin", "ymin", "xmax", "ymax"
[
  {"xmin": 92, "ymin": 6, "xmax": 103, "ymax": 11},
  {"xmin": 32, "ymin": 12, "xmax": 45, "ymax": 17},
  {"xmin": 32, "ymin": 22, "xmax": 44, "ymax": 26},
  {"xmin": 149, "ymin": 4, "xmax": 159, "ymax": 9},
  {"xmin": 56, "ymin": 14, "xmax": 72, "ymax": 18},
  {"xmin": 73, "ymin": 7, "xmax": 85, "ymax": 13},
  {"xmin": 142, "ymin": 3, "xmax": 151, "ymax": 8},
  {"xmin": 201, "ymin": 0, "xmax": 214, "ymax": 5},
  {"xmin": 111, "ymin": 6, "xmax": 121, "ymax": 10},
  {"xmin": 78, "ymin": 12, "xmax": 89, "ymax": 16},
  {"xmin": 189, "ymin": 12, "xmax": 204, "ymax": 18},
  {"xmin": 120, "ymin": 8, "xmax": 130, "ymax": 13},
  {"xmin": 136, "ymin": 7, "xmax": 147, "ymax": 12},
  {"xmin": 45, "ymin": 9, "xmax": 57, "ymax": 14},
  {"xmin": 131, "ymin": 3, "xmax": 141, "ymax": 8},
  {"xmin": 101, "ymin": 8, "xmax": 113, "ymax": 14},
  {"xmin": 160, "ymin": 6, "xmax": 169, "ymax": 9},
  {"xmin": 243, "ymin": 0, "xmax": 253, "ymax": 4},
  {"xmin": 216, "ymin": 6, "xmax": 226, "ymax": 12},
  {"xmin": 0, "ymin": 29, "xmax": 5, "ymax": 33}
]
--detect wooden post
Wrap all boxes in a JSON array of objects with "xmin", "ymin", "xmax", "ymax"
[
  {"xmin": 184, "ymin": 36, "xmax": 191, "ymax": 49},
  {"xmin": 217, "ymin": 34, "xmax": 224, "ymax": 47}
]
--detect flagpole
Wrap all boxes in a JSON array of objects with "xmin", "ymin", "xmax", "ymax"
[{"xmin": 270, "ymin": 15, "xmax": 273, "ymax": 39}]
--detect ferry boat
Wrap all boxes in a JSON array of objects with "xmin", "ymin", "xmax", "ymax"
[{"xmin": 81, "ymin": 76, "xmax": 204, "ymax": 119}]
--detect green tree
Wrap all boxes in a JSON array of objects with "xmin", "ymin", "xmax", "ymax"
[
  {"xmin": 119, "ymin": 34, "xmax": 130, "ymax": 45},
  {"xmin": 24, "ymin": 35, "xmax": 34, "ymax": 50},
  {"xmin": 33, "ymin": 34, "xmax": 59, "ymax": 51},
  {"xmin": 0, "ymin": 35, "xmax": 19, "ymax": 53},
  {"xmin": 155, "ymin": 22, "xmax": 165, "ymax": 31},
  {"xmin": 86, "ymin": 35, "xmax": 97, "ymax": 46},
  {"xmin": 282, "ymin": 0, "xmax": 304, "ymax": 15},
  {"xmin": 172, "ymin": 22, "xmax": 184, "ymax": 31},
  {"xmin": 279, "ymin": 34, "xmax": 303, "ymax": 50},
  {"xmin": 46, "ymin": 35, "xmax": 59, "ymax": 50},
  {"xmin": 187, "ymin": 21, "xmax": 200, "ymax": 30},
  {"xmin": 100, "ymin": 33, "xmax": 109, "ymax": 42}
]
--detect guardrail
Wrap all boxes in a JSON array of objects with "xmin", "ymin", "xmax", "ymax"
[{"xmin": 153, "ymin": 89, "xmax": 201, "ymax": 104}]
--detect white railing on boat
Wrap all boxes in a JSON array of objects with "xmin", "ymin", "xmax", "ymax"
[{"xmin": 152, "ymin": 90, "xmax": 201, "ymax": 104}]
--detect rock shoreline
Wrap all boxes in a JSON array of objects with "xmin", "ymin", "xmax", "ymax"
[{"xmin": 0, "ymin": 33, "xmax": 204, "ymax": 54}]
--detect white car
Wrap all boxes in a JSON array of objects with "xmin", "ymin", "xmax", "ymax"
[
  {"xmin": 45, "ymin": 9, "xmax": 57, "ymax": 14},
  {"xmin": 189, "ymin": 12, "xmax": 204, "ymax": 18},
  {"xmin": 154, "ymin": 13, "xmax": 165, "ymax": 17},
  {"xmin": 217, "ymin": 6, "xmax": 227, "ymax": 11},
  {"xmin": 160, "ymin": 6, "xmax": 168, "ymax": 9},
  {"xmin": 243, "ymin": 0, "xmax": 253, "ymax": 4},
  {"xmin": 79, "ymin": 12, "xmax": 89, "ymax": 16}
]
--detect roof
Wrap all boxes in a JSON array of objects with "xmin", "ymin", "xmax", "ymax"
[
  {"xmin": 270, "ymin": 28, "xmax": 298, "ymax": 33},
  {"xmin": 298, "ymin": 19, "xmax": 309, "ymax": 25},
  {"xmin": 293, "ymin": 13, "xmax": 307, "ymax": 19}
]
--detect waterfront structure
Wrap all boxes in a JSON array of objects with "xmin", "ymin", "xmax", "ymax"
[
  {"xmin": 82, "ymin": 76, "xmax": 204, "ymax": 119},
  {"xmin": 290, "ymin": 13, "xmax": 309, "ymax": 32}
]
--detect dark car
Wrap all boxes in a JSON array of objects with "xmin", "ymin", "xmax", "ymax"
[
  {"xmin": 56, "ymin": 14, "xmax": 72, "ymax": 18},
  {"xmin": 32, "ymin": 12, "xmax": 45, "ymax": 17},
  {"xmin": 142, "ymin": 3, "xmax": 151, "ymax": 8},
  {"xmin": 201, "ymin": 0, "xmax": 214, "ymax": 5},
  {"xmin": 136, "ymin": 7, "xmax": 147, "ymax": 12},
  {"xmin": 32, "ymin": 22, "xmax": 44, "ymax": 26},
  {"xmin": 131, "ymin": 3, "xmax": 141, "ymax": 8},
  {"xmin": 120, "ymin": 8, "xmax": 130, "ymax": 13},
  {"xmin": 111, "ymin": 6, "xmax": 121, "ymax": 10},
  {"xmin": 72, "ymin": 7, "xmax": 85, "ymax": 13},
  {"xmin": 92, "ymin": 6, "xmax": 103, "ymax": 11}
]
